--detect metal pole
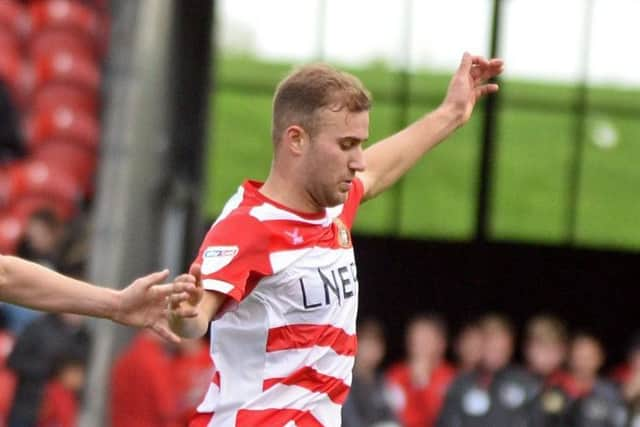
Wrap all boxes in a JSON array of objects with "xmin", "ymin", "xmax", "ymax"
[
  {"xmin": 474, "ymin": 0, "xmax": 503, "ymax": 242},
  {"xmin": 566, "ymin": 0, "xmax": 595, "ymax": 243},
  {"xmin": 391, "ymin": 0, "xmax": 413, "ymax": 234}
]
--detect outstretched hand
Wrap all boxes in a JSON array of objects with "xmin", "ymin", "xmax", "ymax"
[
  {"xmin": 442, "ymin": 52, "xmax": 504, "ymax": 125},
  {"xmin": 113, "ymin": 269, "xmax": 199, "ymax": 343},
  {"xmin": 169, "ymin": 263, "xmax": 204, "ymax": 315}
]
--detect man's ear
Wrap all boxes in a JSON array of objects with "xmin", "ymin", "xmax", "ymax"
[{"xmin": 284, "ymin": 125, "xmax": 306, "ymax": 155}]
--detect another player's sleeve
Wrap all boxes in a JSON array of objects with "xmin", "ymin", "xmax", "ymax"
[
  {"xmin": 191, "ymin": 214, "xmax": 272, "ymax": 303},
  {"xmin": 340, "ymin": 177, "xmax": 365, "ymax": 229}
]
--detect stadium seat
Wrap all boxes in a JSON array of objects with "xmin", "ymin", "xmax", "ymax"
[
  {"xmin": 28, "ymin": 0, "xmax": 99, "ymax": 41},
  {"xmin": 28, "ymin": 27, "xmax": 96, "ymax": 61},
  {"xmin": 24, "ymin": 106, "xmax": 99, "ymax": 151},
  {"xmin": 31, "ymin": 139, "xmax": 97, "ymax": 188},
  {"xmin": 30, "ymin": 49, "xmax": 100, "ymax": 94},
  {"xmin": 0, "ymin": 212, "xmax": 25, "ymax": 253},
  {"xmin": 0, "ymin": 45, "xmax": 24, "ymax": 99},
  {"xmin": 0, "ymin": 0, "xmax": 27, "ymax": 36},
  {"xmin": 29, "ymin": 83, "xmax": 98, "ymax": 116},
  {"xmin": 0, "ymin": 159, "xmax": 82, "ymax": 207},
  {"xmin": 0, "ymin": 25, "xmax": 20, "ymax": 52}
]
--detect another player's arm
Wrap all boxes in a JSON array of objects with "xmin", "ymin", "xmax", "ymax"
[
  {"xmin": 0, "ymin": 255, "xmax": 198, "ymax": 342},
  {"xmin": 358, "ymin": 53, "xmax": 503, "ymax": 201},
  {"xmin": 169, "ymin": 264, "xmax": 227, "ymax": 339}
]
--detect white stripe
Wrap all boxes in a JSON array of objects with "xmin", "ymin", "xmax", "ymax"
[
  {"xmin": 202, "ymin": 279, "xmax": 234, "ymax": 295},
  {"xmin": 264, "ymin": 347, "xmax": 354, "ymax": 385},
  {"xmin": 242, "ymin": 383, "xmax": 342, "ymax": 427},
  {"xmin": 269, "ymin": 248, "xmax": 313, "ymax": 273},
  {"xmin": 212, "ymin": 186, "xmax": 244, "ymax": 227},
  {"xmin": 250, "ymin": 203, "xmax": 335, "ymax": 226},
  {"xmin": 196, "ymin": 382, "xmax": 220, "ymax": 413},
  {"xmin": 208, "ymin": 295, "xmax": 269, "ymax": 427}
]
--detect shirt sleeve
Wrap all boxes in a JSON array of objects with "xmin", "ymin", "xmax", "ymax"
[
  {"xmin": 191, "ymin": 214, "xmax": 272, "ymax": 302},
  {"xmin": 340, "ymin": 177, "xmax": 365, "ymax": 229}
]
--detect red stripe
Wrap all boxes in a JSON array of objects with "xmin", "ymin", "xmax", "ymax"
[
  {"xmin": 236, "ymin": 408, "xmax": 323, "ymax": 427},
  {"xmin": 263, "ymin": 366, "xmax": 350, "ymax": 404},
  {"xmin": 267, "ymin": 324, "xmax": 357, "ymax": 356},
  {"xmin": 212, "ymin": 371, "xmax": 220, "ymax": 387},
  {"xmin": 189, "ymin": 412, "xmax": 213, "ymax": 427}
]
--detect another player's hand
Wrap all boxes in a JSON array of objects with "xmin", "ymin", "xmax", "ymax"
[
  {"xmin": 113, "ymin": 269, "xmax": 198, "ymax": 343},
  {"xmin": 169, "ymin": 263, "xmax": 204, "ymax": 320},
  {"xmin": 442, "ymin": 52, "xmax": 504, "ymax": 125}
]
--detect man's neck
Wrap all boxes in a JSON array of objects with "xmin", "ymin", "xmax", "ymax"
[{"xmin": 260, "ymin": 169, "xmax": 323, "ymax": 214}]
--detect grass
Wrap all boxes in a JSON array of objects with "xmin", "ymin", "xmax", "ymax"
[{"xmin": 204, "ymin": 55, "xmax": 640, "ymax": 251}]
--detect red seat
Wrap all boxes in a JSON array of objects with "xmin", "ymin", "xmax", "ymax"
[
  {"xmin": 28, "ymin": 27, "xmax": 96, "ymax": 61},
  {"xmin": 0, "ymin": 46, "xmax": 25, "ymax": 100},
  {"xmin": 1, "ymin": 159, "xmax": 82, "ymax": 206},
  {"xmin": 32, "ymin": 139, "xmax": 97, "ymax": 188},
  {"xmin": 0, "ymin": 25, "xmax": 20, "ymax": 51},
  {"xmin": 24, "ymin": 106, "xmax": 99, "ymax": 151},
  {"xmin": 29, "ymin": 0, "xmax": 99, "ymax": 40},
  {"xmin": 30, "ymin": 49, "xmax": 100, "ymax": 94},
  {"xmin": 0, "ymin": 0, "xmax": 27, "ymax": 36},
  {"xmin": 0, "ymin": 212, "xmax": 25, "ymax": 254},
  {"xmin": 29, "ymin": 83, "xmax": 98, "ymax": 116}
]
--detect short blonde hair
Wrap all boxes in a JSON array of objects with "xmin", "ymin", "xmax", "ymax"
[
  {"xmin": 526, "ymin": 315, "xmax": 568, "ymax": 344},
  {"xmin": 271, "ymin": 63, "xmax": 372, "ymax": 144}
]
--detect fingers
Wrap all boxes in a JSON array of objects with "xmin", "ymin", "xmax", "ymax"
[
  {"xmin": 475, "ymin": 83, "xmax": 500, "ymax": 98},
  {"xmin": 149, "ymin": 323, "xmax": 182, "ymax": 344},
  {"xmin": 457, "ymin": 51, "xmax": 471, "ymax": 74},
  {"xmin": 170, "ymin": 304, "xmax": 199, "ymax": 318},
  {"xmin": 189, "ymin": 263, "xmax": 202, "ymax": 281},
  {"xmin": 138, "ymin": 269, "xmax": 170, "ymax": 289},
  {"xmin": 152, "ymin": 282, "xmax": 196, "ymax": 300}
]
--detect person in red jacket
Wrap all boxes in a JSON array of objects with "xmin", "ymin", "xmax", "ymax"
[
  {"xmin": 172, "ymin": 337, "xmax": 213, "ymax": 425},
  {"xmin": 386, "ymin": 313, "xmax": 456, "ymax": 427},
  {"xmin": 110, "ymin": 331, "xmax": 180, "ymax": 427},
  {"xmin": 37, "ymin": 357, "xmax": 86, "ymax": 427}
]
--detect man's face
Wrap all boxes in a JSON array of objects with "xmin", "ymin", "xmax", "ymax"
[
  {"xmin": 569, "ymin": 337, "xmax": 603, "ymax": 378},
  {"xmin": 526, "ymin": 338, "xmax": 566, "ymax": 377},
  {"xmin": 407, "ymin": 321, "xmax": 446, "ymax": 362},
  {"xmin": 482, "ymin": 328, "xmax": 513, "ymax": 372},
  {"xmin": 302, "ymin": 108, "xmax": 368, "ymax": 208}
]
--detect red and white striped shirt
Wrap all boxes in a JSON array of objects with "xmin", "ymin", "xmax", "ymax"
[{"xmin": 190, "ymin": 179, "xmax": 364, "ymax": 427}]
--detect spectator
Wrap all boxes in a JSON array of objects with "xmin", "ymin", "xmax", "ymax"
[
  {"xmin": 386, "ymin": 313, "xmax": 455, "ymax": 427},
  {"xmin": 612, "ymin": 333, "xmax": 640, "ymax": 426},
  {"xmin": 37, "ymin": 357, "xmax": 86, "ymax": 427},
  {"xmin": 5, "ymin": 210, "xmax": 66, "ymax": 334},
  {"xmin": 342, "ymin": 318, "xmax": 398, "ymax": 427},
  {"xmin": 454, "ymin": 321, "xmax": 483, "ymax": 373},
  {"xmin": 523, "ymin": 314, "xmax": 572, "ymax": 427},
  {"xmin": 566, "ymin": 333, "xmax": 628, "ymax": 427},
  {"xmin": 7, "ymin": 313, "xmax": 90, "ymax": 427},
  {"xmin": 110, "ymin": 331, "xmax": 179, "ymax": 427},
  {"xmin": 437, "ymin": 313, "xmax": 537, "ymax": 427},
  {"xmin": 173, "ymin": 337, "xmax": 213, "ymax": 426}
]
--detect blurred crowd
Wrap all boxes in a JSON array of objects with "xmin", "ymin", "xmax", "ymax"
[
  {"xmin": 344, "ymin": 314, "xmax": 640, "ymax": 427},
  {"xmin": 0, "ymin": 209, "xmax": 213, "ymax": 427},
  {"xmin": 2, "ymin": 211, "xmax": 640, "ymax": 427}
]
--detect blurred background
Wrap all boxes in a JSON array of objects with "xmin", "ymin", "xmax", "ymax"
[{"xmin": 0, "ymin": 0, "xmax": 638, "ymax": 426}]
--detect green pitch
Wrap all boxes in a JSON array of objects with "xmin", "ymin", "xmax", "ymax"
[{"xmin": 204, "ymin": 55, "xmax": 640, "ymax": 251}]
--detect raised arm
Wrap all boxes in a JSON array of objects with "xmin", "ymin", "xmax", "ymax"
[
  {"xmin": 0, "ymin": 255, "xmax": 198, "ymax": 342},
  {"xmin": 358, "ymin": 52, "xmax": 504, "ymax": 200}
]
